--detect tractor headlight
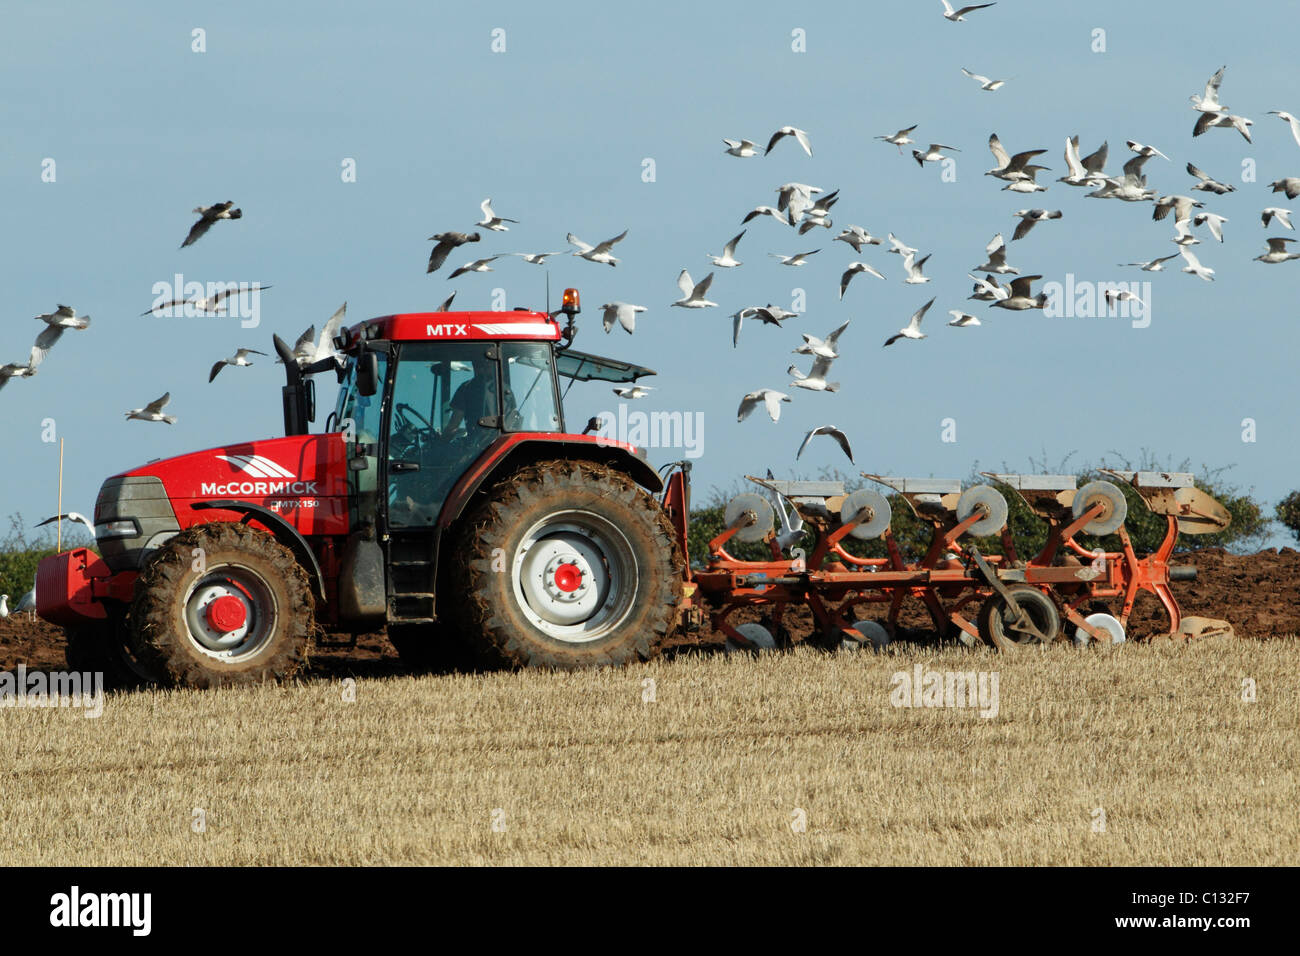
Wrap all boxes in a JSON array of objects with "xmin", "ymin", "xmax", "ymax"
[{"xmin": 95, "ymin": 519, "xmax": 141, "ymax": 539}]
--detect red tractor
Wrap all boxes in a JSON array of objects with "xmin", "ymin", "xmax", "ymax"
[{"xmin": 37, "ymin": 290, "xmax": 696, "ymax": 688}]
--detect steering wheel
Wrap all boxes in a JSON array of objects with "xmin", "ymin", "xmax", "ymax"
[{"xmin": 394, "ymin": 402, "xmax": 430, "ymax": 431}]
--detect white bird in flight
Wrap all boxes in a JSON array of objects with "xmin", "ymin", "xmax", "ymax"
[
  {"xmin": 181, "ymin": 201, "xmax": 241, "ymax": 248},
  {"xmin": 707, "ymin": 231, "xmax": 746, "ymax": 268},
  {"xmin": 448, "ymin": 256, "xmax": 499, "ymax": 279},
  {"xmin": 940, "ymin": 0, "xmax": 996, "ymax": 21},
  {"xmin": 613, "ymin": 385, "xmax": 654, "ymax": 399},
  {"xmin": 875, "ymin": 124, "xmax": 918, "ymax": 153},
  {"xmin": 834, "ymin": 225, "xmax": 883, "ymax": 252},
  {"xmin": 961, "ymin": 67, "xmax": 1006, "ymax": 91},
  {"xmin": 901, "ymin": 251, "xmax": 932, "ymax": 284},
  {"xmin": 886, "ymin": 233, "xmax": 919, "ymax": 257},
  {"xmin": 476, "ymin": 198, "xmax": 517, "ymax": 232},
  {"xmin": 1059, "ymin": 135, "xmax": 1108, "ymax": 187},
  {"xmin": 143, "ymin": 284, "xmax": 270, "ymax": 316},
  {"xmin": 1189, "ymin": 66, "xmax": 1227, "ymax": 113},
  {"xmin": 568, "ymin": 229, "xmax": 628, "ymax": 266},
  {"xmin": 33, "ymin": 305, "xmax": 91, "ymax": 362},
  {"xmin": 0, "ymin": 348, "xmax": 40, "ymax": 392},
  {"xmin": 1262, "ymin": 207, "xmax": 1294, "ymax": 230},
  {"xmin": 1187, "ymin": 162, "xmax": 1235, "ymax": 195},
  {"xmin": 796, "ymin": 426, "xmax": 854, "ymax": 464},
  {"xmin": 794, "ymin": 320, "xmax": 851, "ymax": 359},
  {"xmin": 723, "ymin": 138, "xmax": 764, "ymax": 157},
  {"xmin": 1271, "ymin": 178, "xmax": 1300, "ymax": 200},
  {"xmin": 986, "ymin": 133, "xmax": 1047, "ymax": 182},
  {"xmin": 600, "ymin": 302, "xmax": 647, "ymax": 334},
  {"xmin": 1011, "ymin": 208, "xmax": 1062, "ymax": 241},
  {"xmin": 737, "ymin": 389, "xmax": 791, "ymax": 423},
  {"xmin": 788, "ymin": 355, "xmax": 839, "ymax": 392},
  {"xmin": 126, "ymin": 392, "xmax": 177, "ymax": 424},
  {"xmin": 209, "ymin": 348, "xmax": 266, "ymax": 382},
  {"xmin": 769, "ymin": 249, "xmax": 820, "ymax": 267},
  {"xmin": 1119, "ymin": 254, "xmax": 1179, "ymax": 272},
  {"xmin": 766, "ymin": 126, "xmax": 813, "ymax": 158},
  {"xmin": 1193, "ymin": 111, "xmax": 1254, "ymax": 143},
  {"xmin": 913, "ymin": 143, "xmax": 959, "ymax": 167},
  {"xmin": 671, "ymin": 270, "xmax": 717, "ymax": 309},
  {"xmin": 1255, "ymin": 237, "xmax": 1300, "ymax": 264},
  {"xmin": 1193, "ymin": 212, "xmax": 1228, "ymax": 243},
  {"xmin": 840, "ymin": 262, "xmax": 886, "ymax": 299},
  {"xmin": 1267, "ymin": 110, "xmax": 1300, "ymax": 150},
  {"xmin": 36, "ymin": 512, "xmax": 96, "ymax": 536},
  {"xmin": 973, "ymin": 233, "xmax": 1018, "ymax": 274},
  {"xmin": 1179, "ymin": 246, "xmax": 1215, "ymax": 281},
  {"xmin": 948, "ymin": 310, "xmax": 981, "ymax": 327},
  {"xmin": 989, "ymin": 275, "xmax": 1049, "ymax": 310},
  {"xmin": 884, "ymin": 298, "xmax": 935, "ymax": 346},
  {"xmin": 510, "ymin": 251, "xmax": 566, "ymax": 265},
  {"xmin": 282, "ymin": 303, "xmax": 349, "ymax": 370}
]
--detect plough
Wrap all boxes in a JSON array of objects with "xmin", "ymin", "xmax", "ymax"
[{"xmin": 667, "ymin": 467, "xmax": 1233, "ymax": 652}]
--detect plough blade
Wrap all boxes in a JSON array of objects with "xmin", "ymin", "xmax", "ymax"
[
  {"xmin": 1101, "ymin": 469, "xmax": 1231, "ymax": 534},
  {"xmin": 1177, "ymin": 616, "xmax": 1235, "ymax": 640}
]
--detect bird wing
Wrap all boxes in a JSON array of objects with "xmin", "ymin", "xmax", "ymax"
[
  {"xmin": 1267, "ymin": 237, "xmax": 1294, "ymax": 252},
  {"xmin": 1081, "ymin": 140, "xmax": 1108, "ymax": 173},
  {"xmin": 1008, "ymin": 275, "xmax": 1040, "ymax": 297},
  {"xmin": 962, "ymin": 68, "xmax": 991, "ymax": 85},
  {"xmin": 910, "ymin": 297, "xmax": 936, "ymax": 330},
  {"xmin": 1012, "ymin": 218, "xmax": 1034, "ymax": 241},
  {"xmin": 209, "ymin": 360, "xmax": 226, "ymax": 383},
  {"xmin": 826, "ymin": 320, "xmax": 850, "ymax": 345},
  {"xmin": 765, "ymin": 128, "xmax": 789, "ymax": 153},
  {"xmin": 988, "ymin": 133, "xmax": 1010, "ymax": 169},
  {"xmin": 1008, "ymin": 148, "xmax": 1047, "ymax": 171},
  {"xmin": 763, "ymin": 390, "xmax": 788, "ymax": 422},
  {"xmin": 1204, "ymin": 66, "xmax": 1226, "ymax": 103},
  {"xmin": 828, "ymin": 428, "xmax": 854, "ymax": 463},
  {"xmin": 693, "ymin": 272, "xmax": 715, "ymax": 296},
  {"xmin": 1064, "ymin": 135, "xmax": 1086, "ymax": 177},
  {"xmin": 33, "ymin": 323, "xmax": 64, "ymax": 360},
  {"xmin": 809, "ymin": 354, "xmax": 835, "ymax": 379},
  {"xmin": 426, "ymin": 237, "xmax": 457, "ymax": 273},
  {"xmin": 145, "ymin": 392, "xmax": 171, "ymax": 414},
  {"xmin": 676, "ymin": 270, "xmax": 694, "ymax": 296},
  {"xmin": 723, "ymin": 231, "xmax": 745, "ymax": 256},
  {"xmin": 793, "ymin": 128, "xmax": 813, "ymax": 157},
  {"xmin": 985, "ymin": 232, "xmax": 1005, "ymax": 256},
  {"xmin": 1193, "ymin": 112, "xmax": 1218, "ymax": 138},
  {"xmin": 181, "ymin": 217, "xmax": 214, "ymax": 248},
  {"xmin": 1187, "ymin": 162, "xmax": 1209, "ymax": 182},
  {"xmin": 737, "ymin": 394, "xmax": 760, "ymax": 422},
  {"xmin": 566, "ymin": 233, "xmax": 594, "ymax": 254},
  {"xmin": 795, "ymin": 429, "xmax": 818, "ymax": 460},
  {"xmin": 593, "ymin": 230, "xmax": 628, "ymax": 254}
]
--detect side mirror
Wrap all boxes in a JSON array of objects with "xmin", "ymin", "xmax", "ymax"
[
  {"xmin": 305, "ymin": 378, "xmax": 317, "ymax": 422},
  {"xmin": 358, "ymin": 351, "xmax": 379, "ymax": 397}
]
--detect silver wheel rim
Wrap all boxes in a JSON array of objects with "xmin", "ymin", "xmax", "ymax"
[
  {"xmin": 181, "ymin": 564, "xmax": 279, "ymax": 661},
  {"xmin": 511, "ymin": 510, "xmax": 639, "ymax": 643}
]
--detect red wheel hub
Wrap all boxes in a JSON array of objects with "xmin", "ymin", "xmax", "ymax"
[
  {"xmin": 553, "ymin": 563, "xmax": 582, "ymax": 593},
  {"xmin": 206, "ymin": 594, "xmax": 247, "ymax": 633}
]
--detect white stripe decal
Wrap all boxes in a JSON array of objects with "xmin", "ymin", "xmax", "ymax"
[{"xmin": 473, "ymin": 323, "xmax": 554, "ymax": 336}]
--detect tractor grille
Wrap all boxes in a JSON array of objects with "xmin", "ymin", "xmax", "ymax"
[{"xmin": 94, "ymin": 476, "xmax": 182, "ymax": 571}]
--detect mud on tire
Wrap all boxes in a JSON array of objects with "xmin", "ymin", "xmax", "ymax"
[
  {"xmin": 447, "ymin": 461, "xmax": 684, "ymax": 669},
  {"xmin": 130, "ymin": 522, "xmax": 315, "ymax": 688}
]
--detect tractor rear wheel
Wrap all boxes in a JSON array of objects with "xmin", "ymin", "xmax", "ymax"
[
  {"xmin": 130, "ymin": 522, "xmax": 315, "ymax": 688},
  {"xmin": 448, "ymin": 460, "xmax": 684, "ymax": 669}
]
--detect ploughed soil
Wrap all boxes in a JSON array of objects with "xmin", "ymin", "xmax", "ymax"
[{"xmin": 2, "ymin": 547, "xmax": 1295, "ymax": 678}]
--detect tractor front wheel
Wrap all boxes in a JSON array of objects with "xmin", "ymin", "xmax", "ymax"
[
  {"xmin": 130, "ymin": 522, "xmax": 315, "ymax": 688},
  {"xmin": 448, "ymin": 461, "xmax": 684, "ymax": 669}
]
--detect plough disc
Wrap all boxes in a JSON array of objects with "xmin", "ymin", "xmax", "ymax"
[
  {"xmin": 724, "ymin": 621, "xmax": 777, "ymax": 653},
  {"xmin": 1073, "ymin": 612, "xmax": 1126, "ymax": 646},
  {"xmin": 956, "ymin": 484, "xmax": 1009, "ymax": 536},
  {"xmin": 723, "ymin": 493, "xmax": 774, "ymax": 543},
  {"xmin": 840, "ymin": 489, "xmax": 892, "ymax": 539},
  {"xmin": 1073, "ymin": 481, "xmax": 1128, "ymax": 536}
]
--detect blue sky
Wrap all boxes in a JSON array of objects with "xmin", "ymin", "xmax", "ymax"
[{"xmin": 1, "ymin": 0, "xmax": 1297, "ymax": 545}]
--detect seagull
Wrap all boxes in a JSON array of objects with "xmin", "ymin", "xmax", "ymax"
[
  {"xmin": 901, "ymin": 251, "xmax": 932, "ymax": 284},
  {"xmin": 947, "ymin": 310, "xmax": 981, "ymax": 328},
  {"xmin": 476, "ymin": 198, "xmax": 517, "ymax": 232},
  {"xmin": 968, "ymin": 273, "xmax": 1009, "ymax": 300},
  {"xmin": 788, "ymin": 355, "xmax": 839, "ymax": 391},
  {"xmin": 1059, "ymin": 135, "xmax": 1103, "ymax": 186},
  {"xmin": 1104, "ymin": 289, "xmax": 1144, "ymax": 312},
  {"xmin": 33, "ymin": 305, "xmax": 91, "ymax": 361},
  {"xmin": 1001, "ymin": 167, "xmax": 1048, "ymax": 193},
  {"xmin": 1171, "ymin": 218, "xmax": 1200, "ymax": 246},
  {"xmin": 0, "ymin": 348, "xmax": 40, "ymax": 392},
  {"xmin": 989, "ymin": 275, "xmax": 1048, "ymax": 310},
  {"xmin": 1190, "ymin": 66, "xmax": 1228, "ymax": 113},
  {"xmin": 796, "ymin": 425, "xmax": 854, "ymax": 463},
  {"xmin": 599, "ymin": 302, "xmax": 646, "ymax": 334},
  {"xmin": 794, "ymin": 320, "xmax": 851, "ymax": 358},
  {"xmin": 280, "ymin": 302, "xmax": 349, "ymax": 369},
  {"xmin": 510, "ymin": 251, "xmax": 566, "ymax": 265},
  {"xmin": 723, "ymin": 138, "xmax": 764, "ymax": 157},
  {"xmin": 1179, "ymin": 246, "xmax": 1215, "ymax": 281},
  {"xmin": 1120, "ymin": 254, "xmax": 1179, "ymax": 272},
  {"xmin": 209, "ymin": 348, "xmax": 267, "ymax": 382},
  {"xmin": 1262, "ymin": 207, "xmax": 1294, "ymax": 230},
  {"xmin": 435, "ymin": 292, "xmax": 456, "ymax": 312},
  {"xmin": 1255, "ymin": 237, "xmax": 1300, "ymax": 263},
  {"xmin": 737, "ymin": 389, "xmax": 791, "ymax": 423},
  {"xmin": 142, "ymin": 284, "xmax": 271, "ymax": 316},
  {"xmin": 1187, "ymin": 162, "xmax": 1236, "ymax": 195},
  {"xmin": 913, "ymin": 143, "xmax": 959, "ymax": 167},
  {"xmin": 769, "ymin": 249, "xmax": 820, "ymax": 266},
  {"xmin": 884, "ymin": 298, "xmax": 935, "ymax": 346},
  {"xmin": 1153, "ymin": 195, "xmax": 1204, "ymax": 226},
  {"xmin": 733, "ymin": 305, "xmax": 794, "ymax": 345},
  {"xmin": 181, "ymin": 201, "xmax": 241, "ymax": 248},
  {"xmin": 940, "ymin": 0, "xmax": 996, "ymax": 21},
  {"xmin": 986, "ymin": 134, "xmax": 1047, "ymax": 181},
  {"xmin": 974, "ymin": 233, "xmax": 1018, "ymax": 274},
  {"xmin": 834, "ymin": 225, "xmax": 882, "ymax": 252},
  {"xmin": 961, "ymin": 67, "xmax": 1006, "ymax": 91},
  {"xmin": 776, "ymin": 183, "xmax": 824, "ymax": 224},
  {"xmin": 766, "ymin": 126, "xmax": 813, "ymax": 158},
  {"xmin": 1126, "ymin": 140, "xmax": 1169, "ymax": 161},
  {"xmin": 1193, "ymin": 212, "xmax": 1229, "ymax": 243},
  {"xmin": 876, "ymin": 124, "xmax": 918, "ymax": 153},
  {"xmin": 36, "ymin": 512, "xmax": 96, "ymax": 536},
  {"xmin": 568, "ymin": 229, "xmax": 628, "ymax": 266},
  {"xmin": 887, "ymin": 233, "xmax": 919, "ymax": 257},
  {"xmin": 1271, "ymin": 178, "xmax": 1300, "ymax": 200},
  {"xmin": 708, "ymin": 231, "xmax": 746, "ymax": 268},
  {"xmin": 1011, "ymin": 208, "xmax": 1062, "ymax": 240},
  {"xmin": 1267, "ymin": 111, "xmax": 1300, "ymax": 150},
  {"xmin": 742, "ymin": 205, "xmax": 788, "ymax": 225},
  {"xmin": 840, "ymin": 262, "xmax": 886, "ymax": 298},
  {"xmin": 126, "ymin": 392, "xmax": 177, "ymax": 424},
  {"xmin": 0, "ymin": 595, "xmax": 6, "ymax": 618},
  {"xmin": 1193, "ymin": 111, "xmax": 1254, "ymax": 143},
  {"xmin": 671, "ymin": 270, "xmax": 717, "ymax": 309},
  {"xmin": 448, "ymin": 256, "xmax": 499, "ymax": 279},
  {"xmin": 761, "ymin": 469, "xmax": 805, "ymax": 550},
  {"xmin": 613, "ymin": 385, "xmax": 654, "ymax": 399},
  {"xmin": 426, "ymin": 231, "xmax": 480, "ymax": 273}
]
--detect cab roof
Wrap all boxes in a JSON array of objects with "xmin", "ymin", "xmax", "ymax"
[{"xmin": 343, "ymin": 309, "xmax": 561, "ymax": 346}]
